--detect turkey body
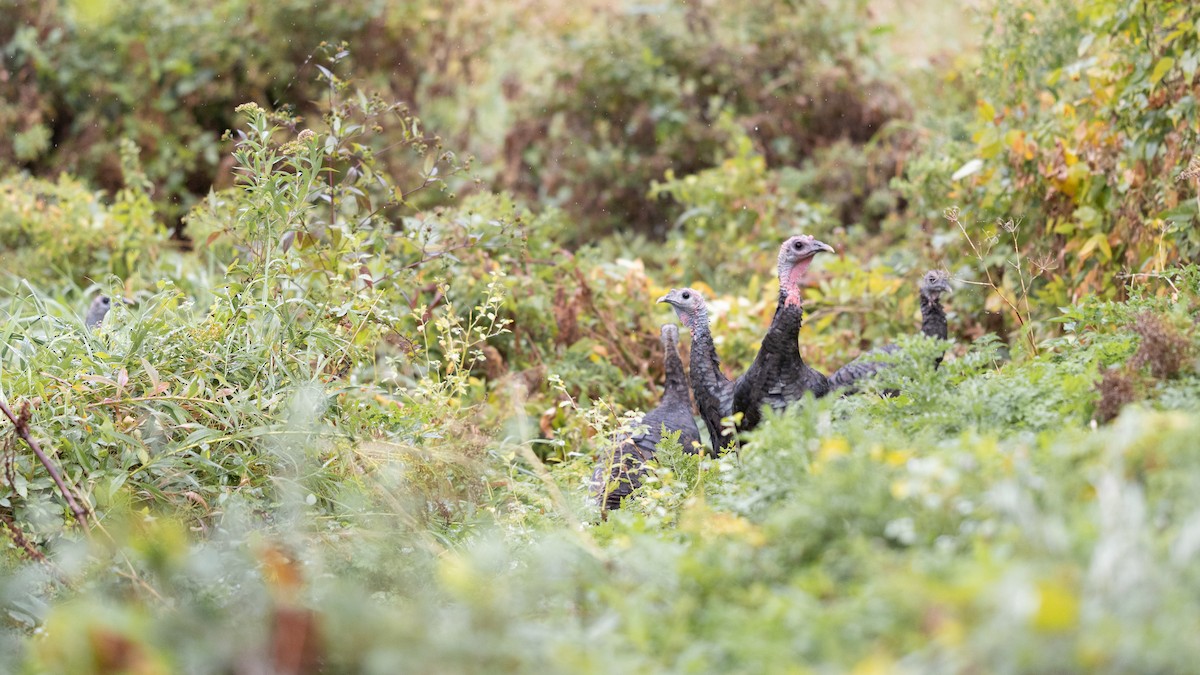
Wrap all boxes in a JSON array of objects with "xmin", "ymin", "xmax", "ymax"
[
  {"xmin": 828, "ymin": 345, "xmax": 898, "ymax": 391},
  {"xmin": 688, "ymin": 319, "xmax": 738, "ymax": 455},
  {"xmin": 919, "ymin": 270, "xmax": 950, "ymax": 368},
  {"xmin": 732, "ymin": 292, "xmax": 832, "ymax": 432},
  {"xmin": 921, "ymin": 292, "xmax": 948, "ymax": 341},
  {"xmin": 591, "ymin": 324, "xmax": 701, "ymax": 513}
]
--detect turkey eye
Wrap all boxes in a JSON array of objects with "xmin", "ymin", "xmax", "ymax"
[
  {"xmin": 793, "ymin": 241, "xmax": 802, "ymax": 249},
  {"xmin": 681, "ymin": 292, "xmax": 691, "ymax": 299},
  {"xmin": 102, "ymin": 298, "xmax": 110, "ymax": 305}
]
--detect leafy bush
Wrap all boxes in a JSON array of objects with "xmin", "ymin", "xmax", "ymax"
[
  {"xmin": 6, "ymin": 1, "xmax": 1200, "ymax": 672},
  {"xmin": 0, "ymin": 0, "xmax": 471, "ymax": 224},
  {"xmin": 501, "ymin": 0, "xmax": 908, "ymax": 237},
  {"xmin": 900, "ymin": 0, "xmax": 1200, "ymax": 330},
  {"xmin": 0, "ymin": 157, "xmax": 165, "ymax": 286}
]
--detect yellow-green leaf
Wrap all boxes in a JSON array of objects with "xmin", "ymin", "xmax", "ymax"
[
  {"xmin": 977, "ymin": 100, "xmax": 996, "ymax": 124},
  {"xmin": 1078, "ymin": 233, "xmax": 1111, "ymax": 261},
  {"xmin": 1150, "ymin": 57, "xmax": 1175, "ymax": 85},
  {"xmin": 1078, "ymin": 234, "xmax": 1099, "ymax": 260}
]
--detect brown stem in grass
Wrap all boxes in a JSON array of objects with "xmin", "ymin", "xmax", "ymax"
[
  {"xmin": 1117, "ymin": 271, "xmax": 1181, "ymax": 295},
  {"xmin": 1009, "ymin": 228, "xmax": 1034, "ymax": 332},
  {"xmin": 571, "ymin": 268, "xmax": 647, "ymax": 384},
  {"xmin": 0, "ymin": 399, "xmax": 89, "ymax": 527},
  {"xmin": 84, "ymin": 394, "xmax": 225, "ymax": 409},
  {"xmin": 0, "ymin": 511, "xmax": 47, "ymax": 562},
  {"xmin": 946, "ymin": 208, "xmax": 1039, "ymax": 356}
]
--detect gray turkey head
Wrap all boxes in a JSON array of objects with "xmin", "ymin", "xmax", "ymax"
[
  {"xmin": 656, "ymin": 288, "xmax": 709, "ymax": 331},
  {"xmin": 777, "ymin": 235, "xmax": 834, "ymax": 304},
  {"xmin": 919, "ymin": 269, "xmax": 952, "ymax": 300},
  {"xmin": 85, "ymin": 295, "xmax": 113, "ymax": 329},
  {"xmin": 660, "ymin": 322, "xmax": 681, "ymax": 347}
]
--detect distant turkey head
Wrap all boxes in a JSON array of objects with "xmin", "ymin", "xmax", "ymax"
[
  {"xmin": 658, "ymin": 323, "xmax": 689, "ymax": 394},
  {"xmin": 919, "ymin": 269, "xmax": 952, "ymax": 300},
  {"xmin": 656, "ymin": 288, "xmax": 708, "ymax": 331},
  {"xmin": 85, "ymin": 295, "xmax": 113, "ymax": 329},
  {"xmin": 660, "ymin": 323, "xmax": 680, "ymax": 348},
  {"xmin": 777, "ymin": 235, "xmax": 834, "ymax": 306}
]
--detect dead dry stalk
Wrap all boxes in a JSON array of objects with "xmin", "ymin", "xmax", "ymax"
[{"xmin": 0, "ymin": 399, "xmax": 90, "ymax": 527}]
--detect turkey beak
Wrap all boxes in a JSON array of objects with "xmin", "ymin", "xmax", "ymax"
[
  {"xmin": 656, "ymin": 294, "xmax": 671, "ymax": 305},
  {"xmin": 811, "ymin": 239, "xmax": 835, "ymax": 255},
  {"xmin": 796, "ymin": 238, "xmax": 834, "ymax": 258}
]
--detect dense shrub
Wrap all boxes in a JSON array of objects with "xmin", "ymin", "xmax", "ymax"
[
  {"xmin": 0, "ymin": 0, "xmax": 467, "ymax": 224},
  {"xmin": 5, "ymin": 0, "xmax": 1200, "ymax": 672},
  {"xmin": 901, "ymin": 0, "xmax": 1200, "ymax": 325},
  {"xmin": 0, "ymin": 161, "xmax": 165, "ymax": 286},
  {"xmin": 501, "ymin": 0, "xmax": 908, "ymax": 237}
]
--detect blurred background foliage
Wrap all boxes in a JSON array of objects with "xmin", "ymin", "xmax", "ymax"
[{"xmin": 2, "ymin": 0, "xmax": 1200, "ymax": 671}]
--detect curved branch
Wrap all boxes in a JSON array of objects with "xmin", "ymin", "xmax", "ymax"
[{"xmin": 0, "ymin": 399, "xmax": 89, "ymax": 527}]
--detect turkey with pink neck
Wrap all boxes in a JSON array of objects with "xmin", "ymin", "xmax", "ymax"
[{"xmin": 731, "ymin": 235, "xmax": 835, "ymax": 432}]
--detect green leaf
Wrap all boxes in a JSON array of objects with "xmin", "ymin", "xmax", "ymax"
[{"xmin": 1161, "ymin": 202, "xmax": 1198, "ymax": 224}]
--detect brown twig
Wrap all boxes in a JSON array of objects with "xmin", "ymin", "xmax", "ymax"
[
  {"xmin": 572, "ymin": 268, "xmax": 644, "ymax": 377},
  {"xmin": 1117, "ymin": 271, "xmax": 1181, "ymax": 295},
  {"xmin": 1007, "ymin": 225, "xmax": 1034, "ymax": 330},
  {"xmin": 0, "ymin": 511, "xmax": 47, "ymax": 562},
  {"xmin": 0, "ymin": 399, "xmax": 89, "ymax": 527},
  {"xmin": 945, "ymin": 207, "xmax": 1039, "ymax": 355},
  {"xmin": 84, "ymin": 394, "xmax": 222, "ymax": 410}
]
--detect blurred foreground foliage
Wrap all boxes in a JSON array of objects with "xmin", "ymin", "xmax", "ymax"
[{"xmin": 2, "ymin": 0, "xmax": 1200, "ymax": 672}]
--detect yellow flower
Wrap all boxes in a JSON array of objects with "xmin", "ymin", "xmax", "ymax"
[
  {"xmin": 812, "ymin": 436, "xmax": 849, "ymax": 474},
  {"xmin": 1033, "ymin": 580, "xmax": 1079, "ymax": 632}
]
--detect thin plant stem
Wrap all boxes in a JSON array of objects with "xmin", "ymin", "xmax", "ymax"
[{"xmin": 0, "ymin": 398, "xmax": 89, "ymax": 526}]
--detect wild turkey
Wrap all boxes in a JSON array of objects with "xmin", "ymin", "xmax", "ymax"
[
  {"xmin": 85, "ymin": 295, "xmax": 112, "ymax": 329},
  {"xmin": 731, "ymin": 235, "xmax": 835, "ymax": 432},
  {"xmin": 657, "ymin": 288, "xmax": 738, "ymax": 454},
  {"xmin": 829, "ymin": 268, "xmax": 953, "ymax": 391},
  {"xmin": 918, "ymin": 269, "xmax": 952, "ymax": 344},
  {"xmin": 591, "ymin": 323, "xmax": 702, "ymax": 513}
]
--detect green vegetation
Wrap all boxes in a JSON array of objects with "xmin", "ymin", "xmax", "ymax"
[{"xmin": 2, "ymin": 0, "xmax": 1199, "ymax": 672}]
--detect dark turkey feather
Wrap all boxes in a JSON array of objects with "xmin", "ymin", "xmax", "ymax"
[
  {"xmin": 592, "ymin": 324, "xmax": 701, "ymax": 513},
  {"xmin": 732, "ymin": 291, "xmax": 832, "ymax": 432},
  {"xmin": 921, "ymin": 293, "xmax": 948, "ymax": 341},
  {"xmin": 590, "ymin": 437, "xmax": 654, "ymax": 513},
  {"xmin": 828, "ymin": 345, "xmax": 897, "ymax": 390},
  {"xmin": 919, "ymin": 271, "xmax": 950, "ymax": 368}
]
